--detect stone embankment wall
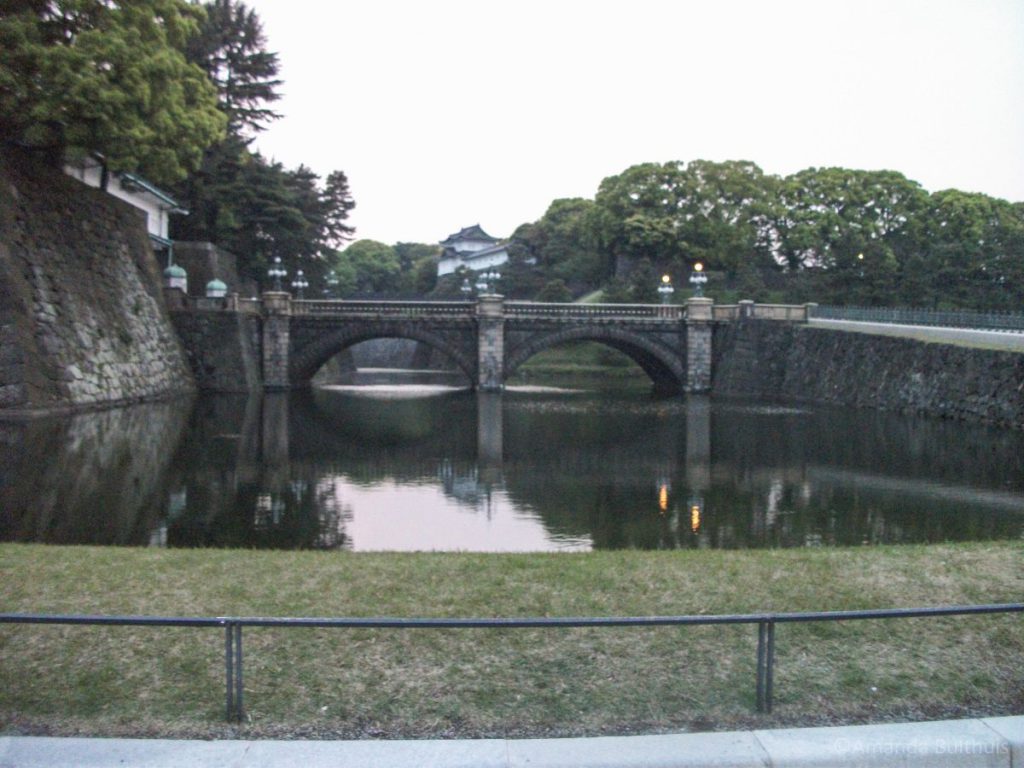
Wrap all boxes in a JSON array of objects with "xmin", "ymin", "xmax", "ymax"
[
  {"xmin": 713, "ymin": 321, "xmax": 1024, "ymax": 429},
  {"xmin": 0, "ymin": 149, "xmax": 194, "ymax": 412},
  {"xmin": 170, "ymin": 310, "xmax": 262, "ymax": 392}
]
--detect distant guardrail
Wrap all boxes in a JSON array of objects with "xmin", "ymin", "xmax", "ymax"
[
  {"xmin": 2, "ymin": 603, "xmax": 1021, "ymax": 722},
  {"xmin": 813, "ymin": 305, "xmax": 1024, "ymax": 332}
]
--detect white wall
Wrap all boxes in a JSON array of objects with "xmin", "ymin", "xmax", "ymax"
[{"xmin": 64, "ymin": 164, "xmax": 171, "ymax": 240}]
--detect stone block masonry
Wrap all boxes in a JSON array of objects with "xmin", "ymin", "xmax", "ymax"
[
  {"xmin": 713, "ymin": 320, "xmax": 1024, "ymax": 430},
  {"xmin": 169, "ymin": 310, "xmax": 261, "ymax": 392},
  {"xmin": 0, "ymin": 149, "xmax": 194, "ymax": 412}
]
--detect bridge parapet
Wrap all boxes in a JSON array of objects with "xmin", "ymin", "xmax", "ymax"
[
  {"xmin": 713, "ymin": 302, "xmax": 813, "ymax": 322},
  {"xmin": 505, "ymin": 302, "xmax": 683, "ymax": 322},
  {"xmin": 291, "ymin": 300, "xmax": 474, "ymax": 318}
]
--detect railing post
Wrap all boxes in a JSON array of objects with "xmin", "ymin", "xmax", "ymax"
[
  {"xmin": 235, "ymin": 624, "xmax": 244, "ymax": 721},
  {"xmin": 756, "ymin": 619, "xmax": 776, "ymax": 713},
  {"xmin": 224, "ymin": 621, "xmax": 245, "ymax": 721},
  {"xmin": 224, "ymin": 623, "xmax": 233, "ymax": 720}
]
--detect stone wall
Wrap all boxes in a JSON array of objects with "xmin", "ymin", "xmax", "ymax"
[
  {"xmin": 712, "ymin": 321, "xmax": 1024, "ymax": 429},
  {"xmin": 172, "ymin": 241, "xmax": 258, "ymax": 298},
  {"xmin": 170, "ymin": 310, "xmax": 262, "ymax": 392},
  {"xmin": 0, "ymin": 149, "xmax": 195, "ymax": 412}
]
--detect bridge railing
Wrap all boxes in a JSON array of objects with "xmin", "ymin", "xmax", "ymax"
[
  {"xmin": 290, "ymin": 300, "xmax": 474, "ymax": 318},
  {"xmin": 235, "ymin": 298, "xmax": 262, "ymax": 315},
  {"xmin": 504, "ymin": 302, "xmax": 684, "ymax": 321},
  {"xmin": 714, "ymin": 303, "xmax": 811, "ymax": 322}
]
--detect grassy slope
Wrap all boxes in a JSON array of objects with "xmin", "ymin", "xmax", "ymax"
[{"xmin": 0, "ymin": 542, "xmax": 1021, "ymax": 738}]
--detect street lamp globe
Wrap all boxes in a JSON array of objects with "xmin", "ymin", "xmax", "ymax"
[
  {"xmin": 689, "ymin": 262, "xmax": 708, "ymax": 298},
  {"xmin": 657, "ymin": 273, "xmax": 675, "ymax": 304},
  {"xmin": 268, "ymin": 256, "xmax": 287, "ymax": 292},
  {"xmin": 291, "ymin": 269, "xmax": 309, "ymax": 299}
]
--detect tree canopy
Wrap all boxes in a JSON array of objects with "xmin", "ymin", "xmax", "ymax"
[
  {"xmin": 170, "ymin": 0, "xmax": 354, "ymax": 287},
  {"xmin": 0, "ymin": 0, "xmax": 226, "ymax": 184},
  {"xmin": 184, "ymin": 0, "xmax": 281, "ymax": 136},
  {"xmin": 499, "ymin": 159, "xmax": 1023, "ymax": 310}
]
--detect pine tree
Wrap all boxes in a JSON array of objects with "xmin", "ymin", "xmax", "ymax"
[{"xmin": 185, "ymin": 0, "xmax": 282, "ymax": 137}]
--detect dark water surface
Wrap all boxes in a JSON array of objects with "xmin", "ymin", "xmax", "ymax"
[{"xmin": 2, "ymin": 385, "xmax": 1023, "ymax": 551}]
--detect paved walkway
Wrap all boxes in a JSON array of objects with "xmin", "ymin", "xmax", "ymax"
[
  {"xmin": 808, "ymin": 318, "xmax": 1024, "ymax": 352},
  {"xmin": 1, "ymin": 716, "xmax": 1022, "ymax": 767}
]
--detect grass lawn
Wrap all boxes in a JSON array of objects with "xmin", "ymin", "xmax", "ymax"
[{"xmin": 1, "ymin": 542, "xmax": 1021, "ymax": 739}]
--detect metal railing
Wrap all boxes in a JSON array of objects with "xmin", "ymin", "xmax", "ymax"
[
  {"xmin": 2, "ymin": 602, "xmax": 1020, "ymax": 722},
  {"xmin": 813, "ymin": 305, "xmax": 1024, "ymax": 332}
]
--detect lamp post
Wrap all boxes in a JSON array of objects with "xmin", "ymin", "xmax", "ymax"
[
  {"xmin": 460, "ymin": 277, "xmax": 473, "ymax": 300},
  {"xmin": 689, "ymin": 262, "xmax": 707, "ymax": 298},
  {"xmin": 477, "ymin": 270, "xmax": 501, "ymax": 294},
  {"xmin": 268, "ymin": 256, "xmax": 287, "ymax": 292},
  {"xmin": 324, "ymin": 269, "xmax": 339, "ymax": 298},
  {"xmin": 657, "ymin": 273, "xmax": 675, "ymax": 304},
  {"xmin": 291, "ymin": 269, "xmax": 308, "ymax": 299}
]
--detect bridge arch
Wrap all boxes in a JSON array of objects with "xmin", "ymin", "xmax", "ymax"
[
  {"xmin": 504, "ymin": 326, "xmax": 685, "ymax": 394},
  {"xmin": 288, "ymin": 321, "xmax": 477, "ymax": 386}
]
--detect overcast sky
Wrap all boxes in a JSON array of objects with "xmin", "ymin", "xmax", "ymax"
[{"xmin": 246, "ymin": 0, "xmax": 1024, "ymax": 247}]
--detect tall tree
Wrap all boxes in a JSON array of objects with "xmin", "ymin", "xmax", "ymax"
[
  {"xmin": 0, "ymin": 0, "xmax": 226, "ymax": 183},
  {"xmin": 592, "ymin": 160, "xmax": 776, "ymax": 280},
  {"xmin": 170, "ymin": 0, "xmax": 355, "ymax": 284},
  {"xmin": 773, "ymin": 168, "xmax": 928, "ymax": 304},
  {"xmin": 917, "ymin": 190, "xmax": 1024, "ymax": 309},
  {"xmin": 185, "ymin": 0, "xmax": 281, "ymax": 136}
]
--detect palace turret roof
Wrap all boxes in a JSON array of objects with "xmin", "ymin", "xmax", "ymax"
[{"xmin": 440, "ymin": 224, "xmax": 499, "ymax": 246}]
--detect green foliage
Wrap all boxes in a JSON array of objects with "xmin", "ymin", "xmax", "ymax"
[
  {"xmin": 330, "ymin": 240, "xmax": 401, "ymax": 296},
  {"xmin": 592, "ymin": 160, "xmax": 776, "ymax": 280},
  {"xmin": 628, "ymin": 258, "xmax": 659, "ymax": 303},
  {"xmin": 185, "ymin": 0, "xmax": 281, "ymax": 136},
  {"xmin": 172, "ymin": 139, "xmax": 355, "ymax": 286},
  {"xmin": 169, "ymin": 1, "xmax": 354, "ymax": 287},
  {"xmin": 393, "ymin": 242, "xmax": 441, "ymax": 296},
  {"xmin": 0, "ymin": 0, "xmax": 226, "ymax": 184},
  {"xmin": 512, "ymin": 198, "xmax": 605, "ymax": 294},
  {"xmin": 506, "ymin": 158, "xmax": 1022, "ymax": 311},
  {"xmin": 535, "ymin": 278, "xmax": 572, "ymax": 303}
]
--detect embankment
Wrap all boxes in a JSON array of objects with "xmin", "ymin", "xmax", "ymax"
[
  {"xmin": 0, "ymin": 149, "xmax": 193, "ymax": 413},
  {"xmin": 712, "ymin": 321, "xmax": 1024, "ymax": 429}
]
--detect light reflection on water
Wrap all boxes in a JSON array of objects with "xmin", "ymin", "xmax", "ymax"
[{"xmin": 1, "ymin": 384, "xmax": 1023, "ymax": 551}]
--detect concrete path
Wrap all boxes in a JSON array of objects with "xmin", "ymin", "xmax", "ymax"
[
  {"xmin": 808, "ymin": 318, "xmax": 1024, "ymax": 352},
  {"xmin": 2, "ymin": 716, "xmax": 1022, "ymax": 767}
]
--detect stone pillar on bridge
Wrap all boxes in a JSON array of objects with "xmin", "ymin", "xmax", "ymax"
[
  {"xmin": 262, "ymin": 291, "xmax": 292, "ymax": 390},
  {"xmin": 685, "ymin": 297, "xmax": 714, "ymax": 393},
  {"xmin": 476, "ymin": 294, "xmax": 505, "ymax": 391}
]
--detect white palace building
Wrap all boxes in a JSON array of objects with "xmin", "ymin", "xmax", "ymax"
[{"xmin": 437, "ymin": 224, "xmax": 509, "ymax": 277}]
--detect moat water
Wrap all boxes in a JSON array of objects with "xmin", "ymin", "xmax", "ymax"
[{"xmin": 2, "ymin": 378, "xmax": 1023, "ymax": 551}]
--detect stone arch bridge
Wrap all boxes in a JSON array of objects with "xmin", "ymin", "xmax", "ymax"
[{"xmin": 252, "ymin": 294, "xmax": 812, "ymax": 395}]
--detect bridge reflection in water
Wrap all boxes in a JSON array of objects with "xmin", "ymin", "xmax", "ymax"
[{"xmin": 2, "ymin": 388, "xmax": 1024, "ymax": 551}]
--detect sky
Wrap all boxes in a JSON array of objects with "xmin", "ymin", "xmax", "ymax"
[{"xmin": 246, "ymin": 0, "xmax": 1024, "ymax": 247}]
